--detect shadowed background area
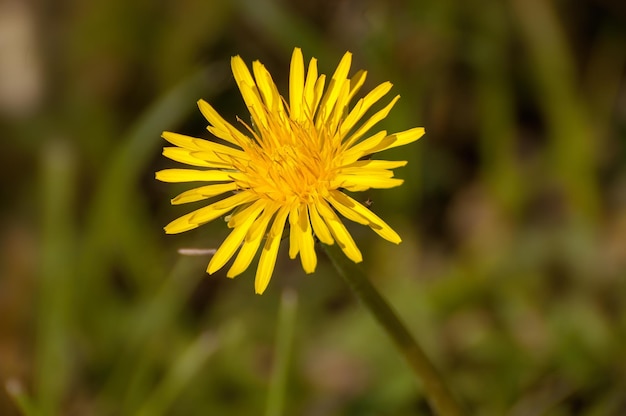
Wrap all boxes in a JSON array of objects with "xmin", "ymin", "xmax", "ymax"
[{"xmin": 1, "ymin": 0, "xmax": 626, "ymax": 414}]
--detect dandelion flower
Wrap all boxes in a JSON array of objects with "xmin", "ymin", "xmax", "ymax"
[{"xmin": 156, "ymin": 48, "xmax": 424, "ymax": 294}]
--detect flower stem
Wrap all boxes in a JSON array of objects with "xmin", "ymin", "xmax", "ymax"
[
  {"xmin": 265, "ymin": 289, "xmax": 298, "ymax": 416},
  {"xmin": 323, "ymin": 244, "xmax": 464, "ymax": 416}
]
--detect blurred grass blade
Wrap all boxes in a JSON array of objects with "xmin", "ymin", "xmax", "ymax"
[
  {"xmin": 6, "ymin": 380, "xmax": 39, "ymax": 416},
  {"xmin": 584, "ymin": 26, "xmax": 626, "ymax": 139},
  {"xmin": 265, "ymin": 289, "xmax": 298, "ymax": 416},
  {"xmin": 236, "ymin": 0, "xmax": 326, "ymax": 60},
  {"xmin": 511, "ymin": 0, "xmax": 599, "ymax": 221},
  {"xmin": 78, "ymin": 63, "xmax": 229, "ymax": 296},
  {"xmin": 106, "ymin": 257, "xmax": 210, "ymax": 413},
  {"xmin": 36, "ymin": 139, "xmax": 76, "ymax": 416},
  {"xmin": 471, "ymin": 1, "xmax": 524, "ymax": 215},
  {"xmin": 77, "ymin": 63, "xmax": 227, "ymax": 415},
  {"xmin": 135, "ymin": 332, "xmax": 219, "ymax": 416}
]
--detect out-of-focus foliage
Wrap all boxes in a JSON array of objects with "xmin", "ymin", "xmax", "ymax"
[{"xmin": 1, "ymin": 0, "xmax": 626, "ymax": 414}]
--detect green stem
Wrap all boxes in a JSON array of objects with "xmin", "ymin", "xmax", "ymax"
[
  {"xmin": 323, "ymin": 244, "xmax": 464, "ymax": 416},
  {"xmin": 37, "ymin": 140, "xmax": 75, "ymax": 416},
  {"xmin": 265, "ymin": 290, "xmax": 298, "ymax": 416}
]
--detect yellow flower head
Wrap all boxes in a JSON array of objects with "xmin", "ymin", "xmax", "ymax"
[{"xmin": 156, "ymin": 48, "xmax": 424, "ymax": 294}]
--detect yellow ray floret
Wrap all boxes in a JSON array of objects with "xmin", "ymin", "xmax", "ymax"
[{"xmin": 156, "ymin": 47, "xmax": 424, "ymax": 294}]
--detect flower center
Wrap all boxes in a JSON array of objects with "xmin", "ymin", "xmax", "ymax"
[
  {"xmin": 254, "ymin": 139, "xmax": 326, "ymax": 202},
  {"xmin": 234, "ymin": 115, "xmax": 337, "ymax": 203}
]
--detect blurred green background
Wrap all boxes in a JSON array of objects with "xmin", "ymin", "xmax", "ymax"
[{"xmin": 1, "ymin": 0, "xmax": 626, "ymax": 414}]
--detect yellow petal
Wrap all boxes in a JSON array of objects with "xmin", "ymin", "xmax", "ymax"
[
  {"xmin": 189, "ymin": 191, "xmax": 257, "ymax": 223},
  {"xmin": 227, "ymin": 204, "xmax": 278, "ymax": 278},
  {"xmin": 339, "ymin": 81, "xmax": 392, "ymax": 139},
  {"xmin": 342, "ymin": 159, "xmax": 407, "ymax": 170},
  {"xmin": 164, "ymin": 192, "xmax": 256, "ymax": 234},
  {"xmin": 344, "ymin": 128, "xmax": 425, "ymax": 163},
  {"xmin": 289, "ymin": 48, "xmax": 305, "ymax": 120},
  {"xmin": 347, "ymin": 70, "xmax": 367, "ymax": 103},
  {"xmin": 231, "ymin": 54, "xmax": 256, "ymax": 84},
  {"xmin": 308, "ymin": 202, "xmax": 334, "ymax": 245},
  {"xmin": 164, "ymin": 213, "xmax": 203, "ymax": 234},
  {"xmin": 230, "ymin": 56, "xmax": 268, "ymax": 127},
  {"xmin": 325, "ymin": 192, "xmax": 369, "ymax": 225},
  {"xmin": 155, "ymin": 168, "xmax": 235, "ymax": 183},
  {"xmin": 342, "ymin": 95, "xmax": 400, "ymax": 149},
  {"xmin": 162, "ymin": 131, "xmax": 214, "ymax": 150},
  {"xmin": 255, "ymin": 205, "xmax": 290, "ymax": 294},
  {"xmin": 190, "ymin": 143, "xmax": 248, "ymax": 161},
  {"xmin": 231, "ymin": 55, "xmax": 260, "ymax": 101},
  {"xmin": 205, "ymin": 125, "xmax": 250, "ymax": 150},
  {"xmin": 162, "ymin": 130, "xmax": 247, "ymax": 162},
  {"xmin": 334, "ymin": 174, "xmax": 404, "ymax": 190},
  {"xmin": 196, "ymin": 100, "xmax": 249, "ymax": 147},
  {"xmin": 303, "ymin": 57, "xmax": 319, "ymax": 117},
  {"xmin": 239, "ymin": 82, "xmax": 270, "ymax": 130},
  {"xmin": 339, "ymin": 130, "xmax": 388, "ymax": 164},
  {"xmin": 161, "ymin": 130, "xmax": 241, "ymax": 153},
  {"xmin": 171, "ymin": 182, "xmax": 238, "ymax": 205},
  {"xmin": 297, "ymin": 205, "xmax": 317, "ymax": 273},
  {"xmin": 228, "ymin": 197, "xmax": 270, "ymax": 228},
  {"xmin": 207, "ymin": 200, "xmax": 266, "ymax": 274},
  {"xmin": 338, "ymin": 168, "xmax": 395, "ymax": 178},
  {"xmin": 311, "ymin": 75, "xmax": 326, "ymax": 119},
  {"xmin": 253, "ymin": 60, "xmax": 283, "ymax": 113},
  {"xmin": 328, "ymin": 190, "xmax": 401, "ymax": 244},
  {"xmin": 163, "ymin": 147, "xmax": 231, "ymax": 168},
  {"xmin": 316, "ymin": 51, "xmax": 352, "ymax": 126},
  {"xmin": 288, "ymin": 205, "xmax": 300, "ymax": 259},
  {"xmin": 317, "ymin": 198, "xmax": 362, "ymax": 263},
  {"xmin": 327, "ymin": 81, "xmax": 351, "ymax": 136},
  {"xmin": 379, "ymin": 127, "xmax": 426, "ymax": 151}
]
